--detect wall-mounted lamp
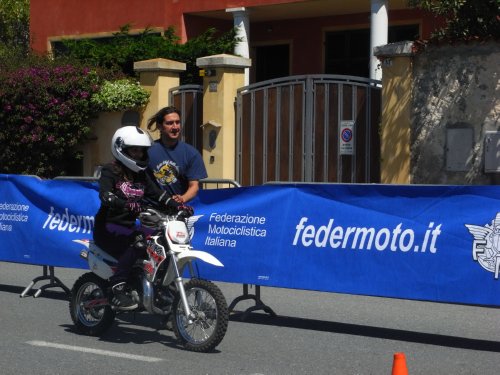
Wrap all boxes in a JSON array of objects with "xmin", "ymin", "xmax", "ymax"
[{"xmin": 201, "ymin": 120, "xmax": 222, "ymax": 150}]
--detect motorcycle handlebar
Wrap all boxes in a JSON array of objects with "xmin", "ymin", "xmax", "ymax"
[
  {"xmin": 138, "ymin": 205, "xmax": 193, "ymax": 229},
  {"xmin": 139, "ymin": 198, "xmax": 194, "ymax": 217}
]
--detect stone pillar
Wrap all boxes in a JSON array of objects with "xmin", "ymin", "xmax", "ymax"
[
  {"xmin": 82, "ymin": 111, "xmax": 125, "ymax": 176},
  {"xmin": 196, "ymin": 54, "xmax": 251, "ymax": 180},
  {"xmin": 226, "ymin": 7, "xmax": 250, "ymax": 85},
  {"xmin": 374, "ymin": 41, "xmax": 414, "ymax": 184},
  {"xmin": 370, "ymin": 0, "xmax": 388, "ymax": 81},
  {"xmin": 134, "ymin": 58, "xmax": 186, "ymax": 133}
]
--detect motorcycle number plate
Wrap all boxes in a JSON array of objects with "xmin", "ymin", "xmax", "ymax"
[{"xmin": 167, "ymin": 221, "xmax": 189, "ymax": 244}]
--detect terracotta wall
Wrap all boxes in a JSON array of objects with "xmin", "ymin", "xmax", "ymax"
[
  {"xmin": 30, "ymin": 0, "xmax": 168, "ymax": 52},
  {"xmin": 31, "ymin": 0, "xmax": 435, "ymax": 78}
]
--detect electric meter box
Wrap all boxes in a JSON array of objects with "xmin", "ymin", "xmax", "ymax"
[
  {"xmin": 484, "ymin": 131, "xmax": 500, "ymax": 173},
  {"xmin": 446, "ymin": 127, "xmax": 473, "ymax": 171}
]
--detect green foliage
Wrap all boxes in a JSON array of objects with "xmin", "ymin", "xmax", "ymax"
[
  {"xmin": 409, "ymin": 0, "xmax": 500, "ymax": 40},
  {"xmin": 0, "ymin": 19, "xmax": 237, "ymax": 177},
  {"xmin": 177, "ymin": 27, "xmax": 239, "ymax": 84},
  {"xmin": 58, "ymin": 25, "xmax": 178, "ymax": 76},
  {"xmin": 0, "ymin": 0, "xmax": 30, "ymax": 58},
  {"xmin": 0, "ymin": 56, "xmax": 105, "ymax": 177},
  {"xmin": 58, "ymin": 26, "xmax": 238, "ymax": 84},
  {"xmin": 0, "ymin": 53, "xmax": 149, "ymax": 177},
  {"xmin": 91, "ymin": 79, "xmax": 150, "ymax": 112}
]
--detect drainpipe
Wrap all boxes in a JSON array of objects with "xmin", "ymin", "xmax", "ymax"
[
  {"xmin": 226, "ymin": 7, "xmax": 250, "ymax": 85},
  {"xmin": 370, "ymin": 0, "xmax": 388, "ymax": 81}
]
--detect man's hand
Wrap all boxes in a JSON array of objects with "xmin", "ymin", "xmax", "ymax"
[{"xmin": 172, "ymin": 194, "xmax": 184, "ymax": 204}]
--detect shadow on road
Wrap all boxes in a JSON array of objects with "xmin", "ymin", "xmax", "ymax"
[
  {"xmin": 0, "ymin": 283, "xmax": 69, "ymax": 301},
  {"xmin": 3, "ymin": 281, "xmax": 499, "ymax": 353},
  {"xmin": 230, "ymin": 311, "xmax": 500, "ymax": 353},
  {"xmin": 61, "ymin": 322, "xmax": 180, "ymax": 349},
  {"xmin": 61, "ymin": 314, "xmax": 223, "ymax": 354}
]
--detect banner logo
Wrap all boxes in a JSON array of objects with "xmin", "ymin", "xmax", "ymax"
[
  {"xmin": 204, "ymin": 212, "xmax": 268, "ymax": 248},
  {"xmin": 186, "ymin": 215, "xmax": 203, "ymax": 239},
  {"xmin": 42, "ymin": 206, "xmax": 94, "ymax": 234},
  {"xmin": 465, "ymin": 213, "xmax": 500, "ymax": 279},
  {"xmin": 292, "ymin": 217, "xmax": 442, "ymax": 253}
]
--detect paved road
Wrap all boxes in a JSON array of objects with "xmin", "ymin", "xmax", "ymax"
[{"xmin": 0, "ymin": 262, "xmax": 499, "ymax": 374}]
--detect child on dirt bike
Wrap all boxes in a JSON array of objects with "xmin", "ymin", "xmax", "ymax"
[{"xmin": 93, "ymin": 126, "xmax": 182, "ymax": 310}]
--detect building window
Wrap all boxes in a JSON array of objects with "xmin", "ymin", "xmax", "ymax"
[
  {"xmin": 324, "ymin": 24, "xmax": 419, "ymax": 77},
  {"xmin": 254, "ymin": 44, "xmax": 290, "ymax": 82}
]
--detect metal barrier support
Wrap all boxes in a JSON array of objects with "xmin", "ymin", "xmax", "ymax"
[
  {"xmin": 227, "ymin": 284, "xmax": 277, "ymax": 320},
  {"xmin": 20, "ymin": 265, "xmax": 71, "ymax": 298}
]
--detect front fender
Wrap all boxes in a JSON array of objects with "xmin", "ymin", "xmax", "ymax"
[
  {"xmin": 177, "ymin": 250, "xmax": 224, "ymax": 268},
  {"xmin": 162, "ymin": 250, "xmax": 224, "ymax": 286}
]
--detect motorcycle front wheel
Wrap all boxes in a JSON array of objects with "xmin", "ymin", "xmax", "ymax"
[
  {"xmin": 69, "ymin": 272, "xmax": 115, "ymax": 336},
  {"xmin": 172, "ymin": 278, "xmax": 229, "ymax": 352}
]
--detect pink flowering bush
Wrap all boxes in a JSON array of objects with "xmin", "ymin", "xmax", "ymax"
[{"xmin": 0, "ymin": 60, "xmax": 103, "ymax": 177}]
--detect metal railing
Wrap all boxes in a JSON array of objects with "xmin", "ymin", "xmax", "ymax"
[{"xmin": 200, "ymin": 178, "xmax": 241, "ymax": 189}]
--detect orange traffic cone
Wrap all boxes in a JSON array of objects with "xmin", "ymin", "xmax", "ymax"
[{"xmin": 391, "ymin": 352, "xmax": 409, "ymax": 375}]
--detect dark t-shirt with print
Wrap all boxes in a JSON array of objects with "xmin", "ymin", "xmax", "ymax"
[{"xmin": 148, "ymin": 140, "xmax": 207, "ymax": 195}]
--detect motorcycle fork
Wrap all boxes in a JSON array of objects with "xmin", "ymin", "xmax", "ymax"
[{"xmin": 169, "ymin": 250, "xmax": 194, "ymax": 323}]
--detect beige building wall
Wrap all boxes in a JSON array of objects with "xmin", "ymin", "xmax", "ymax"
[
  {"xmin": 197, "ymin": 54, "xmax": 251, "ymax": 181},
  {"xmin": 134, "ymin": 58, "xmax": 186, "ymax": 137},
  {"xmin": 376, "ymin": 42, "xmax": 413, "ymax": 184},
  {"xmin": 81, "ymin": 112, "xmax": 126, "ymax": 176}
]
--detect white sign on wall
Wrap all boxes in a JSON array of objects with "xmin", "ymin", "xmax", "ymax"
[{"xmin": 339, "ymin": 120, "xmax": 355, "ymax": 155}]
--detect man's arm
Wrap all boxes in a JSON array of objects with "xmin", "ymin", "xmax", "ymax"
[{"xmin": 180, "ymin": 180, "xmax": 200, "ymax": 203}]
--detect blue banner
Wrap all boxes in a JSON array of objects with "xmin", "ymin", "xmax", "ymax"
[
  {"xmin": 0, "ymin": 174, "xmax": 98, "ymax": 269},
  {"xmin": 1, "ymin": 174, "xmax": 500, "ymax": 306},
  {"xmin": 191, "ymin": 184, "xmax": 500, "ymax": 307}
]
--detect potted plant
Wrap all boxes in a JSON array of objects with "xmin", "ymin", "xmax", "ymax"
[{"xmin": 91, "ymin": 79, "xmax": 150, "ymax": 112}]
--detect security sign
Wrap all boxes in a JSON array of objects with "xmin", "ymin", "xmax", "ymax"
[{"xmin": 339, "ymin": 120, "xmax": 355, "ymax": 155}]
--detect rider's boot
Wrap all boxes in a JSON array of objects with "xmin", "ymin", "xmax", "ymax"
[
  {"xmin": 161, "ymin": 313, "xmax": 174, "ymax": 331},
  {"xmin": 110, "ymin": 282, "xmax": 138, "ymax": 310}
]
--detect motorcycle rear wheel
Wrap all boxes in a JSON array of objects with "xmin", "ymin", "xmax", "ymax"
[
  {"xmin": 172, "ymin": 278, "xmax": 229, "ymax": 352},
  {"xmin": 69, "ymin": 272, "xmax": 115, "ymax": 336}
]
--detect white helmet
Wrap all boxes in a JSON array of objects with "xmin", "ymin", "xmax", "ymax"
[{"xmin": 111, "ymin": 126, "xmax": 152, "ymax": 172}]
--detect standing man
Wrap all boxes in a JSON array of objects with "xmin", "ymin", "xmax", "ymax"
[{"xmin": 147, "ymin": 106, "xmax": 207, "ymax": 203}]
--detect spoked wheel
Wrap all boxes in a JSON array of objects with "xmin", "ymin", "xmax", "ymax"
[
  {"xmin": 172, "ymin": 278, "xmax": 229, "ymax": 352},
  {"xmin": 69, "ymin": 273, "xmax": 115, "ymax": 336}
]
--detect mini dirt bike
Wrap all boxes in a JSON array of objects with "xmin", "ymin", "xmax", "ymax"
[{"xmin": 69, "ymin": 207, "xmax": 229, "ymax": 352}]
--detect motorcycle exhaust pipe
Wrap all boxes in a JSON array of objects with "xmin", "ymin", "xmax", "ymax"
[{"xmin": 141, "ymin": 277, "xmax": 170, "ymax": 316}]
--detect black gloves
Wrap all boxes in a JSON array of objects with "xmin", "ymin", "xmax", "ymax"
[
  {"xmin": 164, "ymin": 197, "xmax": 181, "ymax": 209},
  {"xmin": 177, "ymin": 205, "xmax": 194, "ymax": 218},
  {"xmin": 159, "ymin": 194, "xmax": 193, "ymax": 217}
]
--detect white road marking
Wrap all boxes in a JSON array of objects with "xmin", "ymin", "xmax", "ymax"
[{"xmin": 27, "ymin": 340, "xmax": 163, "ymax": 362}]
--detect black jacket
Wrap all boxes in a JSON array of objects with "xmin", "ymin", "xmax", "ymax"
[{"xmin": 94, "ymin": 161, "xmax": 167, "ymax": 231}]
